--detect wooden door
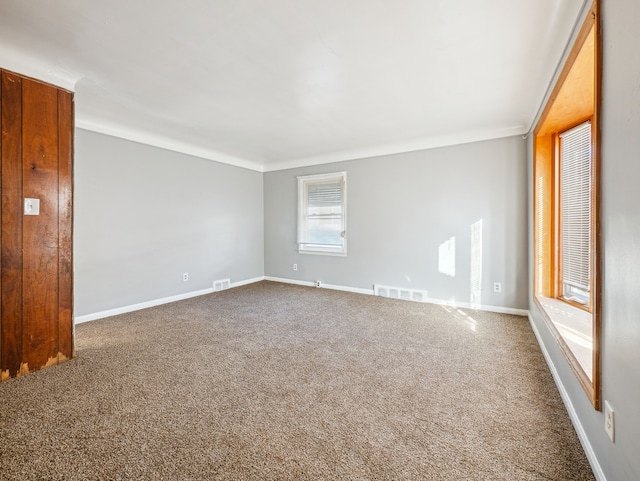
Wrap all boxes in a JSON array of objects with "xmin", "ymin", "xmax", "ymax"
[{"xmin": 0, "ymin": 69, "xmax": 74, "ymax": 381}]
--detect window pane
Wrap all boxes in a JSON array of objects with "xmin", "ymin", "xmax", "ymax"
[
  {"xmin": 559, "ymin": 122, "xmax": 592, "ymax": 304},
  {"xmin": 304, "ymin": 216, "xmax": 343, "ymax": 245}
]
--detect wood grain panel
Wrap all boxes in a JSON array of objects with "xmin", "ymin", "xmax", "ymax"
[
  {"xmin": 0, "ymin": 71, "xmax": 2, "ymax": 369},
  {"xmin": 57, "ymin": 90, "xmax": 74, "ymax": 360},
  {"xmin": 534, "ymin": 3, "xmax": 596, "ymax": 136},
  {"xmin": 591, "ymin": 0, "xmax": 602, "ymax": 411},
  {"xmin": 21, "ymin": 78, "xmax": 60, "ymax": 373},
  {"xmin": 536, "ymin": 26, "xmax": 595, "ymax": 136},
  {"xmin": 1, "ymin": 71, "xmax": 24, "ymax": 380},
  {"xmin": 533, "ymin": 134, "xmax": 554, "ymax": 298}
]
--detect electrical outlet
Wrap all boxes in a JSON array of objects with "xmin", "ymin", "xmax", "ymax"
[
  {"xmin": 604, "ymin": 400, "xmax": 615, "ymax": 442},
  {"xmin": 493, "ymin": 282, "xmax": 502, "ymax": 293},
  {"xmin": 183, "ymin": 273, "xmax": 189, "ymax": 282},
  {"xmin": 293, "ymin": 263, "xmax": 298, "ymax": 271},
  {"xmin": 315, "ymin": 280, "xmax": 322, "ymax": 288}
]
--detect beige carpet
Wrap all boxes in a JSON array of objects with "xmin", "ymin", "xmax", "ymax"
[{"xmin": 0, "ymin": 281, "xmax": 594, "ymax": 480}]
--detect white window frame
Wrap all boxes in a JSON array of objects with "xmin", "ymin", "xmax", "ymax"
[{"xmin": 297, "ymin": 171, "xmax": 347, "ymax": 256}]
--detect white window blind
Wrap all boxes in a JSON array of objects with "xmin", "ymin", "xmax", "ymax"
[
  {"xmin": 559, "ymin": 121, "xmax": 592, "ymax": 305},
  {"xmin": 297, "ymin": 172, "xmax": 347, "ymax": 255}
]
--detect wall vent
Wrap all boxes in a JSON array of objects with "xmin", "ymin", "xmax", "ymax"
[
  {"xmin": 213, "ymin": 278, "xmax": 231, "ymax": 292},
  {"xmin": 374, "ymin": 284, "xmax": 428, "ymax": 303}
]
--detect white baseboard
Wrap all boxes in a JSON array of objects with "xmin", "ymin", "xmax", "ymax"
[
  {"xmin": 264, "ymin": 276, "xmax": 316, "ymax": 288},
  {"xmin": 527, "ymin": 313, "xmax": 606, "ymax": 481},
  {"xmin": 264, "ymin": 276, "xmax": 527, "ymax": 316},
  {"xmin": 425, "ymin": 297, "xmax": 529, "ymax": 316},
  {"xmin": 322, "ymin": 282, "xmax": 374, "ymax": 296},
  {"xmin": 265, "ymin": 276, "xmax": 374, "ymax": 296},
  {"xmin": 74, "ymin": 288, "xmax": 214, "ymax": 324},
  {"xmin": 231, "ymin": 276, "xmax": 265, "ymax": 288},
  {"xmin": 77, "ymin": 276, "xmax": 528, "ymax": 324},
  {"xmin": 75, "ymin": 276, "xmax": 266, "ymax": 324}
]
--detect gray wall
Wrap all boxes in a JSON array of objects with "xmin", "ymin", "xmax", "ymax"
[
  {"xmin": 264, "ymin": 136, "xmax": 528, "ymax": 310},
  {"xmin": 528, "ymin": 1, "xmax": 640, "ymax": 479},
  {"xmin": 74, "ymin": 129, "xmax": 264, "ymax": 317}
]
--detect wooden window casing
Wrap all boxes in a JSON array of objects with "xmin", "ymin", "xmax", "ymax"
[{"xmin": 532, "ymin": 0, "xmax": 601, "ymax": 409}]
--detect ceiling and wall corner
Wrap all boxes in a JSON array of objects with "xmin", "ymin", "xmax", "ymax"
[{"xmin": 0, "ymin": 0, "xmax": 586, "ymax": 172}]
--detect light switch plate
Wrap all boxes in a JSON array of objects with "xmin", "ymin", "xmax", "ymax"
[{"xmin": 24, "ymin": 198, "xmax": 40, "ymax": 215}]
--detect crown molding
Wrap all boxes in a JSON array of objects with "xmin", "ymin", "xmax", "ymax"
[
  {"xmin": 76, "ymin": 118, "xmax": 527, "ymax": 174},
  {"xmin": 76, "ymin": 116, "xmax": 265, "ymax": 172},
  {"xmin": 263, "ymin": 125, "xmax": 527, "ymax": 172}
]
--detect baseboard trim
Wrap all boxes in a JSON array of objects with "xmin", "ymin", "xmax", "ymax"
[
  {"xmin": 231, "ymin": 276, "xmax": 266, "ymax": 288},
  {"xmin": 264, "ymin": 276, "xmax": 374, "ymax": 295},
  {"xmin": 322, "ymin": 282, "xmax": 374, "ymax": 296},
  {"xmin": 75, "ymin": 276, "xmax": 266, "ymax": 324},
  {"xmin": 527, "ymin": 312, "xmax": 607, "ymax": 481},
  {"xmin": 264, "ymin": 276, "xmax": 315, "ymax": 288},
  {"xmin": 75, "ymin": 274, "xmax": 527, "ymax": 322},
  {"xmin": 425, "ymin": 297, "xmax": 529, "ymax": 316},
  {"xmin": 264, "ymin": 277, "xmax": 528, "ymax": 316}
]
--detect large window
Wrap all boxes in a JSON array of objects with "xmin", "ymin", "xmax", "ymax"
[
  {"xmin": 297, "ymin": 172, "xmax": 347, "ymax": 255},
  {"xmin": 533, "ymin": 0, "xmax": 600, "ymax": 409}
]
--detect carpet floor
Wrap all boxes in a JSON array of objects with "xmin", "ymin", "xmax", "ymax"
[{"xmin": 0, "ymin": 281, "xmax": 594, "ymax": 480}]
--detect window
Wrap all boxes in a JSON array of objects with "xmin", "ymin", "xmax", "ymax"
[
  {"xmin": 297, "ymin": 172, "xmax": 347, "ymax": 255},
  {"xmin": 559, "ymin": 121, "xmax": 592, "ymax": 307},
  {"xmin": 533, "ymin": 0, "xmax": 600, "ymax": 409}
]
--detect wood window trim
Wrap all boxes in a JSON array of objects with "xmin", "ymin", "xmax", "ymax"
[{"xmin": 532, "ymin": 0, "xmax": 601, "ymax": 409}]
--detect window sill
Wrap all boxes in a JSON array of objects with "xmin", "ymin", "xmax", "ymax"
[
  {"xmin": 298, "ymin": 250, "xmax": 347, "ymax": 257},
  {"xmin": 536, "ymin": 295, "xmax": 593, "ymax": 381}
]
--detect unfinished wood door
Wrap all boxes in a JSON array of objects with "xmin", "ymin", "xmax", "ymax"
[{"xmin": 0, "ymin": 69, "xmax": 74, "ymax": 381}]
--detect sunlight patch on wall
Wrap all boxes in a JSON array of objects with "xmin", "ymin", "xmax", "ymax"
[
  {"xmin": 438, "ymin": 236, "xmax": 456, "ymax": 277},
  {"xmin": 470, "ymin": 219, "xmax": 483, "ymax": 309}
]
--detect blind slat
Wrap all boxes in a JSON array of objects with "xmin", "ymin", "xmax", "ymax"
[
  {"xmin": 307, "ymin": 181, "xmax": 342, "ymax": 207},
  {"xmin": 560, "ymin": 121, "xmax": 592, "ymax": 298}
]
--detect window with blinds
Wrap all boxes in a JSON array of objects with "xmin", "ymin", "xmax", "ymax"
[
  {"xmin": 297, "ymin": 172, "xmax": 347, "ymax": 255},
  {"xmin": 559, "ymin": 121, "xmax": 592, "ymax": 306}
]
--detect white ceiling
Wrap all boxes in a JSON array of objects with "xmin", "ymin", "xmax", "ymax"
[{"xmin": 0, "ymin": 0, "xmax": 585, "ymax": 172}]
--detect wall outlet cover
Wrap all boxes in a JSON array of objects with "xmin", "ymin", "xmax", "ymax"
[{"xmin": 604, "ymin": 400, "xmax": 615, "ymax": 442}]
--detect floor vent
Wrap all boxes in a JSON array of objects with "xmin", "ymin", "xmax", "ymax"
[
  {"xmin": 374, "ymin": 284, "xmax": 428, "ymax": 303},
  {"xmin": 213, "ymin": 278, "xmax": 231, "ymax": 292}
]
